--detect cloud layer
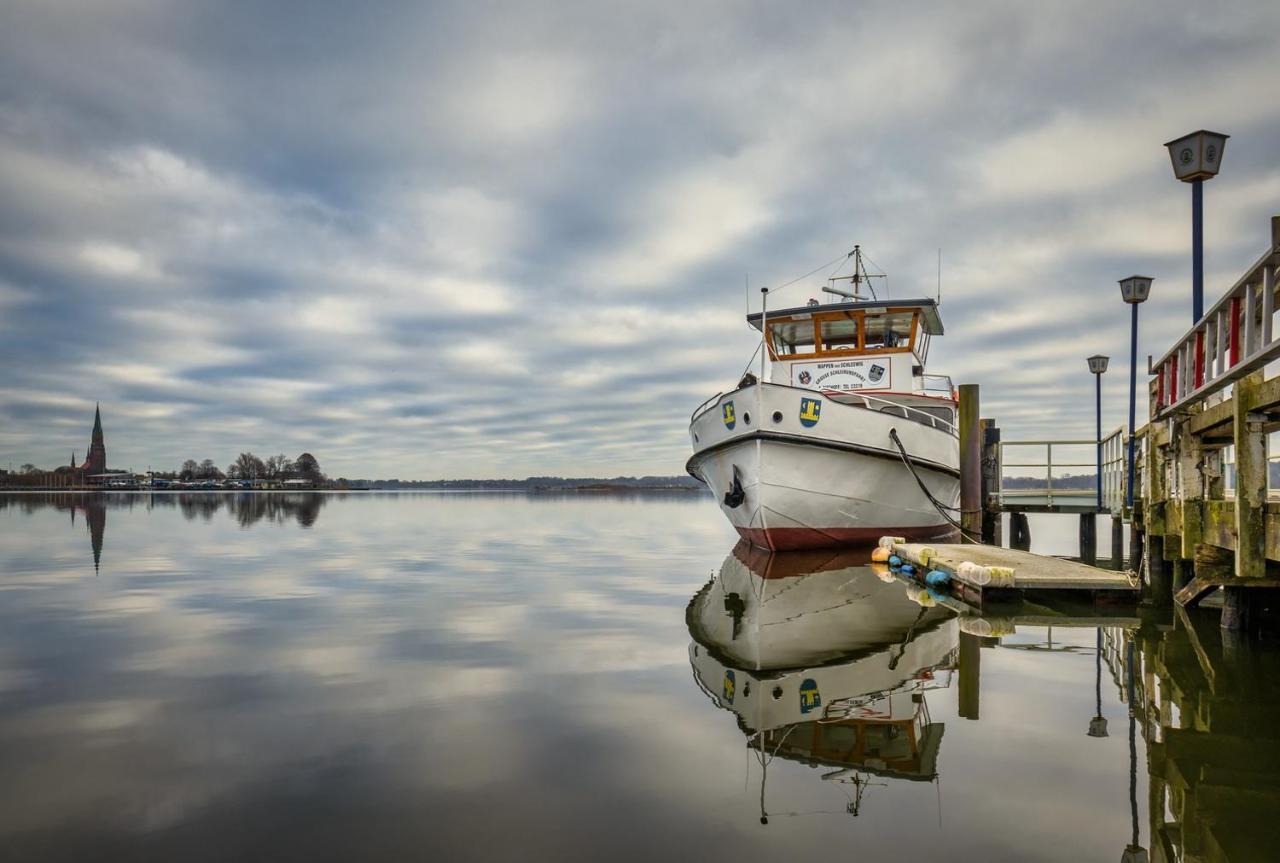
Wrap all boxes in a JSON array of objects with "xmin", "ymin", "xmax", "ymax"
[{"xmin": 2, "ymin": 1, "xmax": 1278, "ymax": 477}]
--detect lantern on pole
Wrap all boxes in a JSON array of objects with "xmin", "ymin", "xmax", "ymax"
[
  {"xmin": 1088, "ymin": 356, "xmax": 1109, "ymax": 511},
  {"xmin": 1119, "ymin": 277, "xmax": 1153, "ymax": 510},
  {"xmin": 1164, "ymin": 130, "xmax": 1228, "ymax": 322}
]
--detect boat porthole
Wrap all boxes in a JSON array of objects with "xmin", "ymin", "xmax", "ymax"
[
  {"xmin": 772, "ymin": 686, "xmax": 783, "ymax": 701},
  {"xmin": 693, "ymin": 433, "xmax": 699, "ymax": 443},
  {"xmin": 772, "ymin": 411, "xmax": 783, "ymax": 423},
  {"xmin": 743, "ymin": 682, "xmax": 750, "ymax": 698},
  {"xmin": 692, "ymin": 646, "xmax": 699, "ymax": 656},
  {"xmin": 742, "ymin": 412, "xmax": 751, "ymax": 425}
]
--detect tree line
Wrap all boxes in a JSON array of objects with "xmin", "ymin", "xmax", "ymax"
[{"xmin": 175, "ymin": 452, "xmax": 323, "ymax": 482}]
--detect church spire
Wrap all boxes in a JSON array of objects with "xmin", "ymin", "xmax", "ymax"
[{"xmin": 92, "ymin": 403, "xmax": 102, "ymax": 438}]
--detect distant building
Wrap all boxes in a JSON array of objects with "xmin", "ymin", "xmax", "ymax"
[{"xmin": 63, "ymin": 404, "xmax": 109, "ymax": 486}]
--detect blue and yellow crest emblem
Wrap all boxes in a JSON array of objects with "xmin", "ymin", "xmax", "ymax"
[
  {"xmin": 799, "ymin": 397, "xmax": 822, "ymax": 427},
  {"xmin": 722, "ymin": 401, "xmax": 737, "ymax": 430},
  {"xmin": 722, "ymin": 669, "xmax": 736, "ymax": 703},
  {"xmin": 799, "ymin": 678, "xmax": 821, "ymax": 715}
]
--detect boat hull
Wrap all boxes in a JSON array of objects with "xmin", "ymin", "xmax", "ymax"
[{"xmin": 688, "ymin": 385, "xmax": 960, "ymax": 550}]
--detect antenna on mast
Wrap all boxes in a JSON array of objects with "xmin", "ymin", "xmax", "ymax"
[{"xmin": 826, "ymin": 244, "xmax": 884, "ymax": 302}]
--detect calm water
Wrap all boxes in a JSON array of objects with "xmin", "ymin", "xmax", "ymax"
[{"xmin": 0, "ymin": 492, "xmax": 1276, "ymax": 862}]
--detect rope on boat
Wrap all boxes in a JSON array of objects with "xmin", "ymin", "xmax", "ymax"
[{"xmin": 887, "ymin": 428, "xmax": 983, "ymax": 543}]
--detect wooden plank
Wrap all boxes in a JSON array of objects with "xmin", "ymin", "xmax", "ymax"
[
  {"xmin": 1175, "ymin": 576, "xmax": 1220, "ymax": 608},
  {"xmin": 889, "ymin": 541, "xmax": 1138, "ymax": 592}
]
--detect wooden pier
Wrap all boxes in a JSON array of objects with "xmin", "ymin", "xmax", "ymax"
[
  {"xmin": 961, "ymin": 215, "xmax": 1280, "ymax": 631},
  {"xmin": 886, "ymin": 540, "xmax": 1137, "ymax": 606}
]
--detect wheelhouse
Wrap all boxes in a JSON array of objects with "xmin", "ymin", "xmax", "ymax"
[{"xmin": 746, "ymin": 298, "xmax": 948, "ymax": 398}]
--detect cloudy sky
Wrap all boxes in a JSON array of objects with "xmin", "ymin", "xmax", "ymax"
[{"xmin": 1, "ymin": 0, "xmax": 1278, "ymax": 479}]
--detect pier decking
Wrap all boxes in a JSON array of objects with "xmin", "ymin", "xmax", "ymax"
[{"xmin": 887, "ymin": 539, "xmax": 1138, "ymax": 605}]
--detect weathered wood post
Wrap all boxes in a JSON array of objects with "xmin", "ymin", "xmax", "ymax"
[
  {"xmin": 1111, "ymin": 516, "xmax": 1125, "ymax": 570},
  {"xmin": 1225, "ymin": 369, "xmax": 1267, "ymax": 630},
  {"xmin": 980, "ymin": 419, "xmax": 1001, "ymax": 545},
  {"xmin": 1080, "ymin": 513, "xmax": 1097, "ymax": 565},
  {"xmin": 959, "ymin": 385, "xmax": 982, "ymax": 543},
  {"xmin": 1177, "ymin": 419, "xmax": 1204, "ymax": 565}
]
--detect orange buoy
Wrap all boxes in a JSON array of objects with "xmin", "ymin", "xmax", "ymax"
[{"xmin": 871, "ymin": 546, "xmax": 890, "ymax": 563}]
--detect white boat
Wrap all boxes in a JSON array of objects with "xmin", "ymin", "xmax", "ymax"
[{"xmin": 687, "ymin": 247, "xmax": 961, "ymax": 550}]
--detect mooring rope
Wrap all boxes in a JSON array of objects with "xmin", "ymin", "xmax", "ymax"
[{"xmin": 887, "ymin": 428, "xmax": 983, "ymax": 543}]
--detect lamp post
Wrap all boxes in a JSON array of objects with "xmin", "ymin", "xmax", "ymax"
[
  {"xmin": 1164, "ymin": 130, "xmax": 1228, "ymax": 322},
  {"xmin": 1119, "ymin": 276, "xmax": 1153, "ymax": 511},
  {"xmin": 1088, "ymin": 355, "xmax": 1110, "ymax": 511}
]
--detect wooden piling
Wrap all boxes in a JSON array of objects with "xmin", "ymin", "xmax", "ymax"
[
  {"xmin": 1111, "ymin": 516, "xmax": 1124, "ymax": 570},
  {"xmin": 958, "ymin": 385, "xmax": 981, "ymax": 543},
  {"xmin": 980, "ymin": 419, "xmax": 1001, "ymax": 545},
  {"xmin": 1079, "ymin": 513, "xmax": 1097, "ymax": 566}
]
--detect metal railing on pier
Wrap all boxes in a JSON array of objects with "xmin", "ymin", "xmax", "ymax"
[{"xmin": 995, "ymin": 427, "xmax": 1127, "ymax": 513}]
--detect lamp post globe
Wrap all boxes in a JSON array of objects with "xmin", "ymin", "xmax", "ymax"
[
  {"xmin": 1088, "ymin": 356, "xmax": 1108, "ymax": 510},
  {"xmin": 1164, "ymin": 130, "xmax": 1228, "ymax": 323},
  {"xmin": 1118, "ymin": 278, "xmax": 1153, "ymax": 510}
]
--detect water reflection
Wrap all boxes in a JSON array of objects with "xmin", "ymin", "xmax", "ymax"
[
  {"xmin": 1111, "ymin": 609, "xmax": 1280, "ymax": 863},
  {"xmin": 0, "ymin": 493, "xmax": 328, "ymax": 572},
  {"xmin": 688, "ymin": 541, "xmax": 959, "ymax": 821}
]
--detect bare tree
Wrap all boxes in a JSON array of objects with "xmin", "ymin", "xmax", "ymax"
[
  {"xmin": 198, "ymin": 459, "xmax": 218, "ymax": 479},
  {"xmin": 180, "ymin": 459, "xmax": 199, "ymax": 480},
  {"xmin": 19, "ymin": 463, "xmax": 39, "ymax": 475},
  {"xmin": 231, "ymin": 452, "xmax": 266, "ymax": 482},
  {"xmin": 264, "ymin": 454, "xmax": 292, "ymax": 480}
]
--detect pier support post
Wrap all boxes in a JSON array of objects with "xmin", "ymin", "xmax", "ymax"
[
  {"xmin": 1146, "ymin": 535, "xmax": 1171, "ymax": 607},
  {"xmin": 1226, "ymin": 370, "xmax": 1267, "ymax": 631},
  {"xmin": 958, "ymin": 631, "xmax": 981, "ymax": 720},
  {"xmin": 1009, "ymin": 512, "xmax": 1031, "ymax": 551},
  {"xmin": 1129, "ymin": 516, "xmax": 1144, "ymax": 574},
  {"xmin": 1233, "ymin": 371, "xmax": 1266, "ymax": 581},
  {"xmin": 1111, "ymin": 516, "xmax": 1125, "ymax": 570},
  {"xmin": 1080, "ymin": 514, "xmax": 1097, "ymax": 566},
  {"xmin": 958, "ymin": 385, "xmax": 981, "ymax": 543},
  {"xmin": 1176, "ymin": 421, "xmax": 1204, "ymax": 562},
  {"xmin": 980, "ymin": 419, "xmax": 1001, "ymax": 545}
]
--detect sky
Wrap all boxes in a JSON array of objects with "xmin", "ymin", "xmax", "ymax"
[{"xmin": 1, "ymin": 0, "xmax": 1278, "ymax": 479}]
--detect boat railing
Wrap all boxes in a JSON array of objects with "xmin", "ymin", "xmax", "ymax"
[
  {"xmin": 827, "ymin": 390, "xmax": 958, "ymax": 437},
  {"xmin": 921, "ymin": 374, "xmax": 955, "ymax": 396},
  {"xmin": 690, "ymin": 391, "xmax": 724, "ymax": 424}
]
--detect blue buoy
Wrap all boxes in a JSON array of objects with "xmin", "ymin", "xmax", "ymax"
[
  {"xmin": 888, "ymin": 555, "xmax": 902, "ymax": 567},
  {"xmin": 900, "ymin": 563, "xmax": 915, "ymax": 575},
  {"xmin": 925, "ymin": 570, "xmax": 950, "ymax": 587}
]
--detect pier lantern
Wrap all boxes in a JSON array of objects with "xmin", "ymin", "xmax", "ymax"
[
  {"xmin": 1118, "ymin": 276, "xmax": 1153, "ymax": 305},
  {"xmin": 1164, "ymin": 129, "xmax": 1228, "ymax": 323},
  {"xmin": 1164, "ymin": 130, "xmax": 1228, "ymax": 182},
  {"xmin": 1087, "ymin": 355, "xmax": 1109, "ymax": 375}
]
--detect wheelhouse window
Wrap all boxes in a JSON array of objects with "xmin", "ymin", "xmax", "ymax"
[
  {"xmin": 818, "ymin": 316, "xmax": 860, "ymax": 352},
  {"xmin": 768, "ymin": 319, "xmax": 817, "ymax": 357},
  {"xmin": 863, "ymin": 312, "xmax": 915, "ymax": 351}
]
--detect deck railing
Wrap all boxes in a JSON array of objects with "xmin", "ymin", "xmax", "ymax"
[
  {"xmin": 997, "ymin": 427, "xmax": 1127, "ymax": 513},
  {"xmin": 1151, "ymin": 216, "xmax": 1280, "ymax": 419}
]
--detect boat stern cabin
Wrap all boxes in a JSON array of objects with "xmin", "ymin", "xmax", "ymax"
[{"xmin": 747, "ymin": 298, "xmax": 950, "ymax": 399}]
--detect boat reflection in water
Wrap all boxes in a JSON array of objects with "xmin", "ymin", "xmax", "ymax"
[{"xmin": 687, "ymin": 540, "xmax": 958, "ymax": 821}]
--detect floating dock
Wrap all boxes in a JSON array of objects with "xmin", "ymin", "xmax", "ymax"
[{"xmin": 884, "ymin": 539, "xmax": 1139, "ymax": 606}]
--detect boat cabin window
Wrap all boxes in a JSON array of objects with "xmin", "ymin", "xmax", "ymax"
[
  {"xmin": 769, "ymin": 319, "xmax": 816, "ymax": 356},
  {"xmin": 863, "ymin": 311, "xmax": 915, "ymax": 351},
  {"xmin": 764, "ymin": 307, "xmax": 923, "ymax": 360},
  {"xmin": 818, "ymin": 316, "xmax": 860, "ymax": 352}
]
